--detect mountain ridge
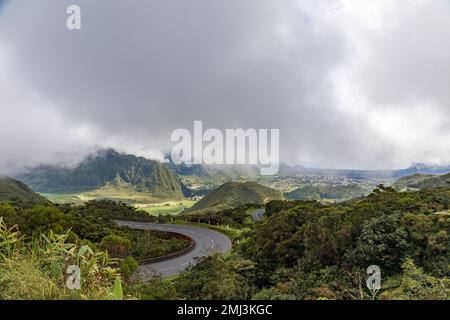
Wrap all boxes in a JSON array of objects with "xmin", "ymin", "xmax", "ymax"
[
  {"xmin": 164, "ymin": 154, "xmax": 450, "ymax": 179},
  {"xmin": 18, "ymin": 149, "xmax": 185, "ymax": 201}
]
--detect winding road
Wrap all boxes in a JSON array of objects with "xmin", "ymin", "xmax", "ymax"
[
  {"xmin": 115, "ymin": 208, "xmax": 264, "ymax": 278},
  {"xmin": 115, "ymin": 221, "xmax": 232, "ymax": 278}
]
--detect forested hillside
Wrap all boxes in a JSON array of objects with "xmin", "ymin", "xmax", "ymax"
[
  {"xmin": 18, "ymin": 149, "xmax": 185, "ymax": 201},
  {"xmin": 285, "ymin": 184, "xmax": 368, "ymax": 201},
  {"xmin": 393, "ymin": 173, "xmax": 450, "ymax": 191},
  {"xmin": 184, "ymin": 182, "xmax": 282, "ymax": 214},
  {"xmin": 152, "ymin": 186, "xmax": 449, "ymax": 300}
]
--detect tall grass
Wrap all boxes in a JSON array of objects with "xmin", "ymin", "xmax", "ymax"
[{"xmin": 0, "ymin": 218, "xmax": 124, "ymax": 300}]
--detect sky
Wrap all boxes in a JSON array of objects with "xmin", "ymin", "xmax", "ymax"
[{"xmin": 1, "ymin": 0, "xmax": 450, "ymax": 173}]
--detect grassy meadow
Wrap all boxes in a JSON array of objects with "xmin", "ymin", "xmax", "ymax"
[
  {"xmin": 136, "ymin": 200, "xmax": 197, "ymax": 216},
  {"xmin": 40, "ymin": 193, "xmax": 197, "ymax": 216}
]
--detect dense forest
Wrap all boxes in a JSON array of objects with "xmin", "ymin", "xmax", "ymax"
[
  {"xmin": 137, "ymin": 186, "xmax": 450, "ymax": 300},
  {"xmin": 0, "ymin": 186, "xmax": 449, "ymax": 300}
]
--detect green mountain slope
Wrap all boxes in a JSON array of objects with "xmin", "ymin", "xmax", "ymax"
[
  {"xmin": 184, "ymin": 181, "xmax": 282, "ymax": 214},
  {"xmin": 392, "ymin": 174, "xmax": 436, "ymax": 191},
  {"xmin": 0, "ymin": 176, "xmax": 49, "ymax": 205},
  {"xmin": 414, "ymin": 173, "xmax": 450, "ymax": 189},
  {"xmin": 18, "ymin": 149, "xmax": 185, "ymax": 201},
  {"xmin": 392, "ymin": 173, "xmax": 450, "ymax": 190},
  {"xmin": 285, "ymin": 184, "xmax": 369, "ymax": 201}
]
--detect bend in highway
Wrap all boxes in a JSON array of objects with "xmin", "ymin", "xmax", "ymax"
[{"xmin": 115, "ymin": 221, "xmax": 232, "ymax": 278}]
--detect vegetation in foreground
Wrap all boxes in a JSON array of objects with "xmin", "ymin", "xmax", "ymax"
[
  {"xmin": 1, "ymin": 184, "xmax": 449, "ymax": 300},
  {"xmin": 0, "ymin": 199, "xmax": 192, "ymax": 300},
  {"xmin": 0, "ymin": 218, "xmax": 123, "ymax": 300}
]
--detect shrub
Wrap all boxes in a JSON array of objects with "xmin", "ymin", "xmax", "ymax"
[
  {"xmin": 380, "ymin": 258, "xmax": 450, "ymax": 300},
  {"xmin": 100, "ymin": 235, "xmax": 132, "ymax": 259},
  {"xmin": 120, "ymin": 256, "xmax": 138, "ymax": 279}
]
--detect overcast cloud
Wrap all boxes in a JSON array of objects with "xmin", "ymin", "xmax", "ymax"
[{"xmin": 0, "ymin": 0, "xmax": 450, "ymax": 173}]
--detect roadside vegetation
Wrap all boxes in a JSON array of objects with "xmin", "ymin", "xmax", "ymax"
[
  {"xmin": 0, "ymin": 199, "xmax": 192, "ymax": 299},
  {"xmin": 0, "ymin": 218, "xmax": 123, "ymax": 300},
  {"xmin": 138, "ymin": 204, "xmax": 259, "ymax": 240},
  {"xmin": 128, "ymin": 186, "xmax": 450, "ymax": 300}
]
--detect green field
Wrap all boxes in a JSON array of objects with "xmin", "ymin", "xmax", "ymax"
[
  {"xmin": 137, "ymin": 200, "xmax": 197, "ymax": 216},
  {"xmin": 40, "ymin": 193, "xmax": 94, "ymax": 205},
  {"xmin": 40, "ymin": 193, "xmax": 197, "ymax": 216}
]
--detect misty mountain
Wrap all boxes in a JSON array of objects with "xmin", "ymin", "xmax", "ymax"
[
  {"xmin": 18, "ymin": 149, "xmax": 185, "ymax": 200},
  {"xmin": 393, "ymin": 163, "xmax": 450, "ymax": 177},
  {"xmin": 164, "ymin": 157, "xmax": 208, "ymax": 177},
  {"xmin": 278, "ymin": 163, "xmax": 450, "ymax": 180},
  {"xmin": 165, "ymin": 153, "xmax": 450, "ymax": 180}
]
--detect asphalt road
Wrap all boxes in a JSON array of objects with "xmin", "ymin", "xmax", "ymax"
[
  {"xmin": 115, "ymin": 221, "xmax": 232, "ymax": 278},
  {"xmin": 251, "ymin": 209, "xmax": 265, "ymax": 222}
]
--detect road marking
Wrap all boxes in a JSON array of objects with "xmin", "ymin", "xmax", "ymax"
[{"xmin": 205, "ymin": 235, "xmax": 215, "ymax": 249}]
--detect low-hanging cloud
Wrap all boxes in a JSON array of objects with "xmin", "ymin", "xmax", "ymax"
[{"xmin": 0, "ymin": 0, "xmax": 449, "ymax": 174}]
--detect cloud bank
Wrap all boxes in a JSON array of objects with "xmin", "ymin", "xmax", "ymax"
[{"xmin": 1, "ymin": 0, "xmax": 450, "ymax": 173}]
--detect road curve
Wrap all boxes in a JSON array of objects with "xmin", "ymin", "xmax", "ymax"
[
  {"xmin": 251, "ymin": 209, "xmax": 265, "ymax": 222},
  {"xmin": 114, "ymin": 221, "xmax": 232, "ymax": 278}
]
